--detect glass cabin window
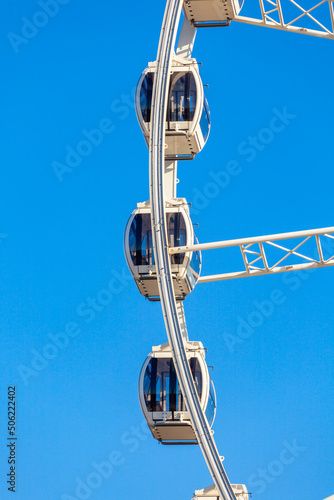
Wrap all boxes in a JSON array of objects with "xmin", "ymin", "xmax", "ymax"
[
  {"xmin": 140, "ymin": 71, "xmax": 197, "ymax": 125},
  {"xmin": 190, "ymin": 357, "xmax": 202, "ymax": 399},
  {"xmin": 129, "ymin": 214, "xmax": 153, "ymax": 266},
  {"xmin": 199, "ymin": 96, "xmax": 210, "ymax": 143},
  {"xmin": 167, "ymin": 213, "xmax": 186, "ymax": 265},
  {"xmin": 189, "ymin": 235, "xmax": 201, "ymax": 279},
  {"xmin": 205, "ymin": 376, "xmax": 216, "ymax": 427},
  {"xmin": 168, "ymin": 72, "xmax": 197, "ymax": 124},
  {"xmin": 140, "ymin": 72, "xmax": 154, "ymax": 123},
  {"xmin": 143, "ymin": 357, "xmax": 202, "ymax": 413},
  {"xmin": 129, "ymin": 212, "xmax": 187, "ymax": 267}
]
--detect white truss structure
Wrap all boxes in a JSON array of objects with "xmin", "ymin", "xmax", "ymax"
[
  {"xmin": 169, "ymin": 227, "xmax": 334, "ymax": 282},
  {"xmin": 235, "ymin": 0, "xmax": 334, "ymax": 39}
]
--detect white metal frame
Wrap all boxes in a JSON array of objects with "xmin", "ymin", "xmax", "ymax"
[
  {"xmin": 192, "ymin": 483, "xmax": 249, "ymax": 500},
  {"xmin": 183, "ymin": 0, "xmax": 244, "ymax": 25},
  {"xmin": 235, "ymin": 0, "xmax": 334, "ymax": 39},
  {"xmin": 168, "ymin": 226, "xmax": 334, "ymax": 282},
  {"xmin": 133, "ymin": 0, "xmax": 334, "ymax": 498}
]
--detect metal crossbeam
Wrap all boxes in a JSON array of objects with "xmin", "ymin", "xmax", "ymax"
[
  {"xmin": 235, "ymin": 0, "xmax": 334, "ymax": 39},
  {"xmin": 168, "ymin": 227, "xmax": 334, "ymax": 282}
]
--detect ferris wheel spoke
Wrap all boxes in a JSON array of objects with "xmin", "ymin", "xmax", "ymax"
[
  {"xmin": 168, "ymin": 227, "xmax": 334, "ymax": 282},
  {"xmin": 234, "ymin": 0, "xmax": 334, "ymax": 39}
]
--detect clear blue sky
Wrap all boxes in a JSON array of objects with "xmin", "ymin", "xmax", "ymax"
[{"xmin": 0, "ymin": 1, "xmax": 333, "ymax": 499}]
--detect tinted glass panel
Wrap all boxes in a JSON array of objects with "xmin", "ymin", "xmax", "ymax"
[
  {"xmin": 167, "ymin": 213, "xmax": 186, "ymax": 265},
  {"xmin": 205, "ymin": 376, "xmax": 216, "ymax": 427},
  {"xmin": 129, "ymin": 212, "xmax": 186, "ymax": 267},
  {"xmin": 144, "ymin": 357, "xmax": 202, "ymax": 413},
  {"xmin": 190, "ymin": 358, "xmax": 202, "ymax": 400},
  {"xmin": 189, "ymin": 235, "xmax": 201, "ymax": 279},
  {"xmin": 168, "ymin": 72, "xmax": 197, "ymax": 124},
  {"xmin": 140, "ymin": 73, "xmax": 154, "ymax": 123},
  {"xmin": 129, "ymin": 214, "xmax": 153, "ymax": 266},
  {"xmin": 199, "ymin": 96, "xmax": 210, "ymax": 143},
  {"xmin": 140, "ymin": 71, "xmax": 197, "ymax": 126}
]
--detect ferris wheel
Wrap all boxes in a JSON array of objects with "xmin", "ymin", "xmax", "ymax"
[{"xmin": 124, "ymin": 1, "xmax": 334, "ymax": 499}]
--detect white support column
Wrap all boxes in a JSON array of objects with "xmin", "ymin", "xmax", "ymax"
[
  {"xmin": 176, "ymin": 16, "xmax": 197, "ymax": 58},
  {"xmin": 164, "ymin": 160, "xmax": 178, "ymax": 198},
  {"xmin": 176, "ymin": 301, "xmax": 189, "ymax": 341}
]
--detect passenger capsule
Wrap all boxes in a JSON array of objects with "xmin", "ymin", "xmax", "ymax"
[
  {"xmin": 184, "ymin": 0, "xmax": 245, "ymax": 25},
  {"xmin": 135, "ymin": 57, "xmax": 210, "ymax": 159},
  {"xmin": 124, "ymin": 198, "xmax": 201, "ymax": 300},
  {"xmin": 139, "ymin": 341, "xmax": 216, "ymax": 445}
]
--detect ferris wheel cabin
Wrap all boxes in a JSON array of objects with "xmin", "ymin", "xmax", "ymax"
[
  {"xmin": 183, "ymin": 0, "xmax": 245, "ymax": 25},
  {"xmin": 124, "ymin": 199, "xmax": 201, "ymax": 300},
  {"xmin": 139, "ymin": 341, "xmax": 216, "ymax": 445},
  {"xmin": 135, "ymin": 57, "xmax": 210, "ymax": 160}
]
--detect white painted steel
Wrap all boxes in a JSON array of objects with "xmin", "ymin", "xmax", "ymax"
[
  {"xmin": 168, "ymin": 227, "xmax": 334, "ymax": 282},
  {"xmin": 169, "ymin": 227, "xmax": 334, "ymax": 254},
  {"xmin": 176, "ymin": 16, "xmax": 197, "ymax": 58},
  {"xmin": 193, "ymin": 483, "xmax": 249, "ymax": 500},
  {"xmin": 198, "ymin": 260, "xmax": 334, "ymax": 283},
  {"xmin": 164, "ymin": 160, "xmax": 178, "ymax": 199},
  {"xmin": 149, "ymin": 0, "xmax": 236, "ymax": 498},
  {"xmin": 176, "ymin": 301, "xmax": 189, "ymax": 341},
  {"xmin": 235, "ymin": 0, "xmax": 334, "ymax": 39},
  {"xmin": 183, "ymin": 0, "xmax": 243, "ymax": 23}
]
